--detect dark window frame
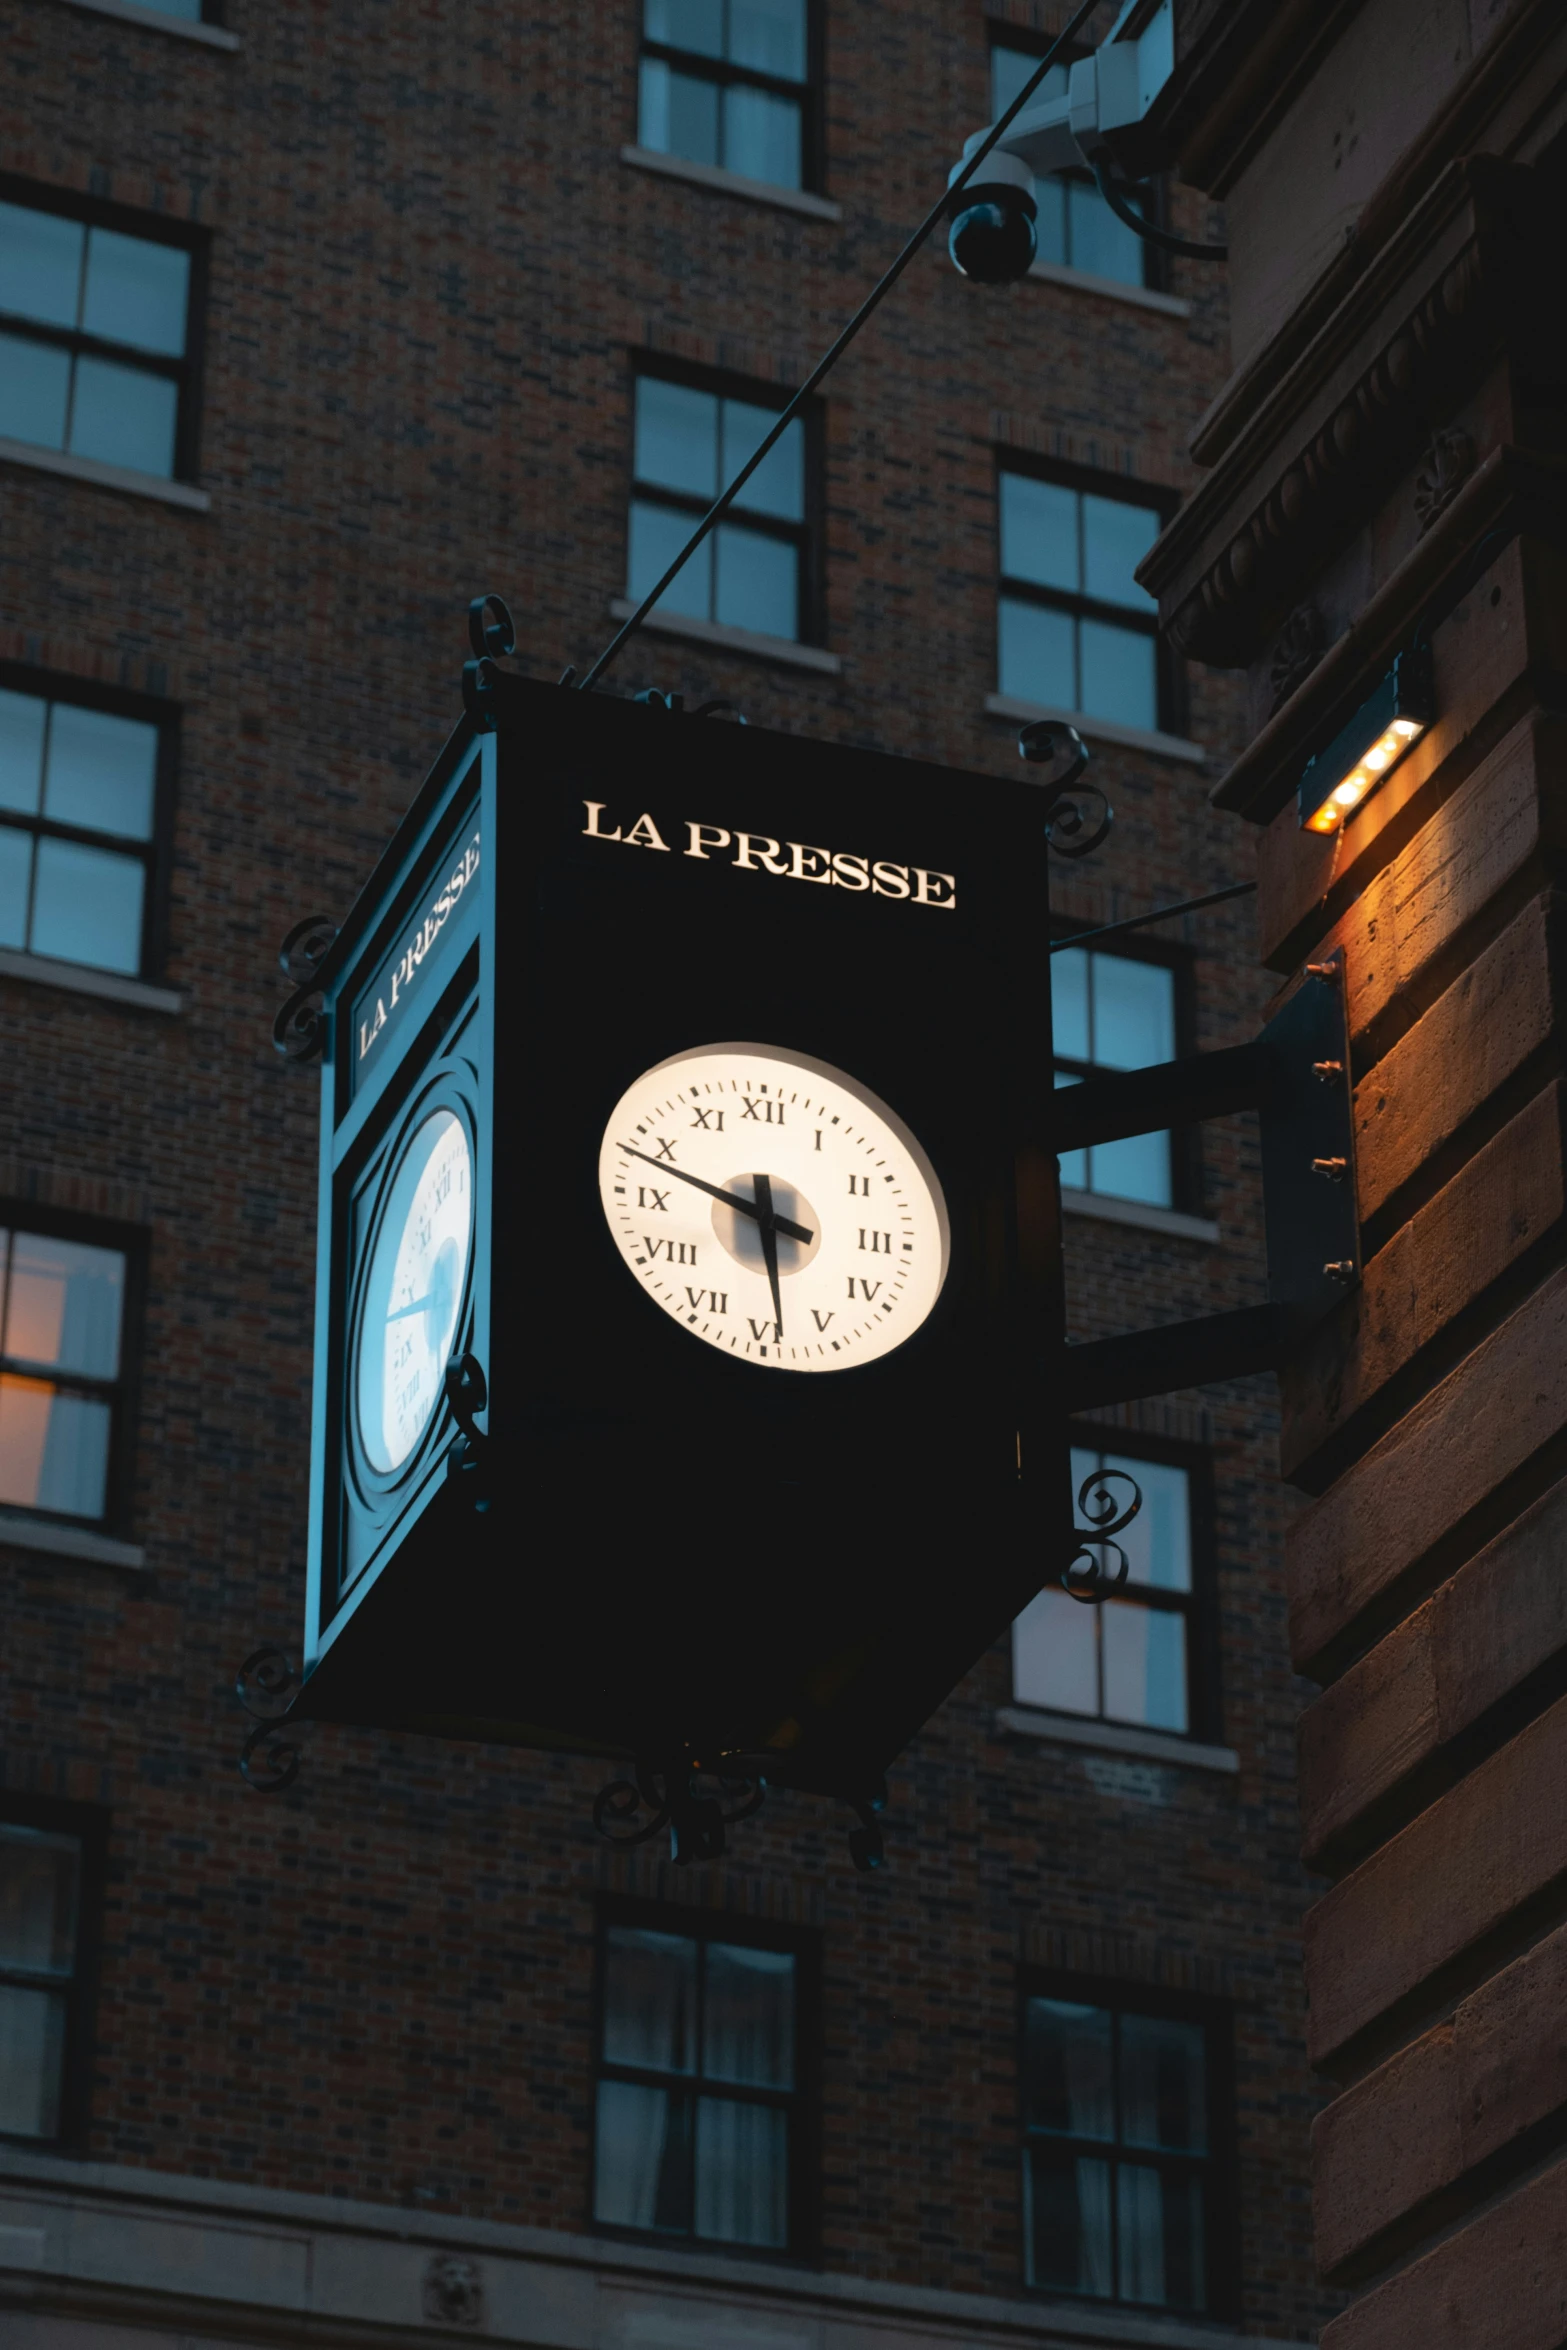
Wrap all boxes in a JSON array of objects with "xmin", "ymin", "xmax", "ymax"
[
  {"xmin": 1049, "ymin": 924, "xmax": 1199, "ymax": 1213},
  {"xmin": 0, "ymin": 172, "xmax": 209, "ymax": 484},
  {"xmin": 0, "ymin": 660, "xmax": 179, "ymax": 983},
  {"xmin": 0, "ymin": 1790, "xmax": 108, "ymax": 2152},
  {"xmin": 983, "ymin": 24, "xmax": 1169, "ymax": 292},
  {"xmin": 629, "ymin": 352, "xmax": 825, "ymax": 647},
  {"xmin": 1018, "ymin": 1968, "xmax": 1239, "ymax": 2321},
  {"xmin": 1047, "ymin": 1423, "xmax": 1222, "ymax": 1744},
  {"xmin": 997, "ymin": 451, "xmax": 1183, "ymax": 737},
  {"xmin": 590, "ymin": 1892, "xmax": 821, "ymax": 2259},
  {"xmin": 638, "ymin": 0, "xmax": 825, "ymax": 194},
  {"xmin": 0, "ymin": 1199, "xmax": 148, "ymax": 1540}
]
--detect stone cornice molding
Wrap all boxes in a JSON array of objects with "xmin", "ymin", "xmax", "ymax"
[
  {"xmin": 1140, "ymin": 159, "xmax": 1563, "ymax": 670},
  {"xmin": 1148, "ymin": 0, "xmax": 1363, "ymax": 196}
]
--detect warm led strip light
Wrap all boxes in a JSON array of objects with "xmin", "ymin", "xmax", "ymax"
[
  {"xmin": 1297, "ymin": 643, "xmax": 1435, "ymax": 837},
  {"xmin": 1302, "ymin": 716, "xmax": 1425, "ymax": 835}
]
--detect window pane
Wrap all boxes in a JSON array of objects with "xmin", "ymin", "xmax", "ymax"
[
  {"xmin": 714, "ymin": 523, "xmax": 796, "ymax": 639},
  {"xmin": 703, "ymin": 1943, "xmax": 794, "ymax": 2088},
  {"xmin": 723, "ymin": 85, "xmax": 801, "ymax": 188},
  {"xmin": 1026, "ymin": 2147, "xmax": 1113, "ymax": 2295},
  {"xmin": 1051, "ymin": 946, "xmax": 1089, "ymax": 1062},
  {"xmin": 1102, "ymin": 1600, "xmax": 1188, "ymax": 1731},
  {"xmin": 628, "ymin": 500, "xmax": 712, "ymax": 619},
  {"xmin": 1120, "ymin": 2014, "xmax": 1208, "ymax": 2152},
  {"xmin": 1000, "ymin": 473, "xmax": 1078, "ymax": 593},
  {"xmin": 635, "ymin": 376, "xmax": 717, "ymax": 498},
  {"xmin": 1054, "ymin": 1073, "xmax": 1087, "ymax": 1190},
  {"xmin": 67, "ymin": 357, "xmax": 178, "ymax": 477},
  {"xmin": 729, "ymin": 0, "xmax": 806, "ymax": 79},
  {"xmin": 0, "ymin": 331, "xmax": 70, "ymax": 450},
  {"xmin": 1118, "ymin": 2162, "xmax": 1206, "ymax": 2310},
  {"xmin": 43, "ymin": 704, "xmax": 159, "ymax": 839},
  {"xmin": 1090, "ymin": 953, "xmax": 1174, "ymax": 1069},
  {"xmin": 593, "ymin": 2079, "xmax": 692, "ymax": 2231},
  {"xmin": 30, "ymin": 838, "xmax": 145, "ymax": 974},
  {"xmin": 0, "ymin": 1983, "xmax": 67, "ymax": 2139},
  {"xmin": 990, "ymin": 47, "xmax": 1069, "ymax": 116},
  {"xmin": 602, "ymin": 1927, "xmax": 698, "ymax": 2073},
  {"xmin": 1013, "ymin": 1584, "xmax": 1097, "ymax": 1716},
  {"xmin": 1025, "ymin": 1998, "xmax": 1113, "ymax": 2137},
  {"xmin": 1088, "ymin": 1128, "xmax": 1171, "ymax": 1208},
  {"xmin": 0, "ymin": 1828, "xmax": 80, "ymax": 1973},
  {"xmin": 0, "ymin": 690, "xmax": 46, "ymax": 816},
  {"xmin": 1032, "ymin": 172, "xmax": 1069, "ymax": 267},
  {"xmin": 1079, "ymin": 619, "xmax": 1156, "ymax": 731},
  {"xmin": 1109, "ymin": 1455, "xmax": 1191, "ymax": 1591},
  {"xmin": 998, "ymin": 597, "xmax": 1073, "ymax": 708},
  {"xmin": 81, "ymin": 230, "xmax": 189, "ymax": 357},
  {"xmin": 1082, "ymin": 494, "xmax": 1159, "ymax": 612},
  {"xmin": 0, "ymin": 204, "xmax": 83, "ymax": 329},
  {"xmin": 4, "ymin": 1232, "xmax": 125, "ymax": 1378},
  {"xmin": 1068, "ymin": 174, "xmax": 1146, "ymax": 287},
  {"xmin": 721, "ymin": 400, "xmax": 802, "ymax": 520},
  {"xmin": 637, "ymin": 58, "xmax": 721, "ymax": 165},
  {"xmin": 0, "ymin": 826, "xmax": 30, "ymax": 948},
  {"xmin": 694, "ymin": 2096, "xmax": 787, "ymax": 2246},
  {"xmin": 644, "ymin": 0, "xmax": 723, "ymax": 58},
  {"xmin": 0, "ymin": 1376, "xmax": 112, "ymax": 1518}
]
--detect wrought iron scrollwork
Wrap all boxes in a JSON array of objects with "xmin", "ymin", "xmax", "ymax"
[
  {"xmin": 235, "ymin": 1646, "xmax": 306, "ymax": 1792},
  {"xmin": 272, "ymin": 916, "xmax": 340, "ymax": 1062},
  {"xmin": 1061, "ymin": 1465, "xmax": 1142, "ymax": 1605},
  {"xmin": 444, "ymin": 1352, "xmax": 491, "ymax": 1510},
  {"xmin": 1017, "ymin": 721, "xmax": 1114, "ymax": 859},
  {"xmin": 593, "ymin": 1759, "xmax": 768, "ymax": 1866},
  {"xmin": 463, "ymin": 591, "xmax": 518, "ymax": 729}
]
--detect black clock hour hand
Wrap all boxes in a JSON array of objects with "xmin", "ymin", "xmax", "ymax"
[
  {"xmin": 618, "ymin": 1143, "xmax": 814, "ymax": 1244},
  {"xmin": 753, "ymin": 1172, "xmax": 784, "ymax": 1340}
]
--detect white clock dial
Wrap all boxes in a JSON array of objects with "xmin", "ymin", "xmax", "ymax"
[
  {"xmin": 598, "ymin": 1045, "xmax": 949, "ymax": 1372},
  {"xmin": 357, "ymin": 1108, "xmax": 473, "ymax": 1471}
]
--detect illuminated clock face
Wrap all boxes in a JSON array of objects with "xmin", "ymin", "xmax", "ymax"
[
  {"xmin": 597, "ymin": 1045, "xmax": 949, "ymax": 1372},
  {"xmin": 356, "ymin": 1108, "xmax": 473, "ymax": 1471}
]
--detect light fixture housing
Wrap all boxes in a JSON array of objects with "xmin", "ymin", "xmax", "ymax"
[{"xmin": 1297, "ymin": 641, "xmax": 1435, "ymax": 835}]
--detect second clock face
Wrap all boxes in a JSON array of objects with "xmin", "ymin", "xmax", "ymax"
[{"xmin": 598, "ymin": 1045, "xmax": 950, "ymax": 1372}]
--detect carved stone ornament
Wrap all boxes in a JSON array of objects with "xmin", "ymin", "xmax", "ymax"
[
  {"xmin": 423, "ymin": 2255, "xmax": 485, "ymax": 2328},
  {"xmin": 1414, "ymin": 427, "xmax": 1477, "ymax": 533},
  {"xmin": 1268, "ymin": 604, "xmax": 1325, "ymax": 714}
]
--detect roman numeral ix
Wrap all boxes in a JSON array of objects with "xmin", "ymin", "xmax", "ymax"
[{"xmin": 637, "ymin": 1186, "xmax": 670, "ymax": 1211}]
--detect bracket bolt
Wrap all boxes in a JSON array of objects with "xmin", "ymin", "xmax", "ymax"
[
  {"xmin": 1311, "ymin": 1156, "xmax": 1348, "ymax": 1180},
  {"xmin": 1324, "ymin": 1260, "xmax": 1356, "ymax": 1282},
  {"xmin": 1306, "ymin": 960, "xmax": 1337, "ymax": 981},
  {"xmin": 1312, "ymin": 1059, "xmax": 1344, "ymax": 1083}
]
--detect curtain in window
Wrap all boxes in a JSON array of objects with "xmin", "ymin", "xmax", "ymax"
[
  {"xmin": 594, "ymin": 2080, "xmax": 690, "ymax": 2230},
  {"xmin": 0, "ymin": 1982, "xmax": 65, "ymax": 2137},
  {"xmin": 694, "ymin": 2095, "xmax": 787, "ymax": 2245},
  {"xmin": 702, "ymin": 1941, "xmax": 794, "ymax": 2086},
  {"xmin": 601, "ymin": 1927, "xmax": 696, "ymax": 2072}
]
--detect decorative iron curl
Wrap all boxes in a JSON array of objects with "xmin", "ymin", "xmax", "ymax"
[
  {"xmin": 1017, "ymin": 721, "xmax": 1114, "ymax": 859},
  {"xmin": 240, "ymin": 1716, "xmax": 304, "ymax": 1793},
  {"xmin": 592, "ymin": 1758, "xmax": 768, "ymax": 1864},
  {"xmin": 272, "ymin": 915, "xmax": 340, "ymax": 1062},
  {"xmin": 467, "ymin": 592, "xmax": 517, "ymax": 660},
  {"xmin": 236, "ymin": 1645, "xmax": 299, "ymax": 1720},
  {"xmin": 1061, "ymin": 1466, "xmax": 1142, "ymax": 1606}
]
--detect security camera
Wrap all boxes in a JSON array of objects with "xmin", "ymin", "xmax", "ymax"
[{"xmin": 946, "ymin": 153, "xmax": 1037, "ymax": 285}]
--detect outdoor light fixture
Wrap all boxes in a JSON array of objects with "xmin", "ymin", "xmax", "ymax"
[{"xmin": 1297, "ymin": 641, "xmax": 1435, "ymax": 835}]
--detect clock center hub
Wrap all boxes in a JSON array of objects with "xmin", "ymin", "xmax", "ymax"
[{"xmin": 710, "ymin": 1176, "xmax": 822, "ymax": 1275}]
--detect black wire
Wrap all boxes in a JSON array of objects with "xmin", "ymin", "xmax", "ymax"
[
  {"xmin": 575, "ymin": 0, "xmax": 1105, "ymax": 694},
  {"xmin": 1089, "ymin": 156, "xmax": 1227, "ymax": 260},
  {"xmin": 1049, "ymin": 879, "xmax": 1255, "ymax": 951}
]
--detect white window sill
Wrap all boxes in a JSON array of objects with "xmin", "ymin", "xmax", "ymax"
[
  {"xmin": 0, "ymin": 438, "xmax": 211, "ymax": 512},
  {"xmin": 985, "ymin": 692, "xmax": 1205, "ymax": 767},
  {"xmin": 1026, "ymin": 257, "xmax": 1191, "ymax": 318},
  {"xmin": 607, "ymin": 598, "xmax": 841, "ymax": 675},
  {"xmin": 0, "ymin": 948, "xmax": 182, "ymax": 1014},
  {"xmin": 998, "ymin": 1705, "xmax": 1239, "ymax": 1774},
  {"xmin": 1061, "ymin": 1186, "xmax": 1219, "ymax": 1244},
  {"xmin": 0, "ymin": 1510, "xmax": 146, "ymax": 1571},
  {"xmin": 620, "ymin": 145, "xmax": 841, "ymax": 222},
  {"xmin": 57, "ymin": 0, "xmax": 240, "ymax": 47}
]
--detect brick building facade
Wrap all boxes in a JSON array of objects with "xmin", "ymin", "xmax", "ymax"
[{"xmin": 0, "ymin": 4, "xmax": 1334, "ymax": 2347}]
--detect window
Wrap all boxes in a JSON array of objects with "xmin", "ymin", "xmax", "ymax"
[
  {"xmin": 1022, "ymin": 1984, "xmax": 1226, "ymax": 2312},
  {"xmin": 628, "ymin": 369, "xmax": 811, "ymax": 643},
  {"xmin": 0, "ymin": 1220, "xmax": 132, "ymax": 1528},
  {"xmin": 990, "ymin": 44, "xmax": 1147, "ymax": 288},
  {"xmin": 0, "ymin": 1801, "xmax": 101, "ymax": 2146},
  {"xmin": 639, "ymin": 0, "xmax": 813, "ymax": 191},
  {"xmin": 0, "ymin": 683, "xmax": 167, "ymax": 978},
  {"xmin": 594, "ymin": 1915, "xmax": 805, "ymax": 2250},
  {"xmin": 0, "ymin": 191, "xmax": 197, "ymax": 480},
  {"xmin": 998, "ymin": 467, "xmax": 1163, "ymax": 732},
  {"xmin": 1052, "ymin": 944, "xmax": 1176, "ymax": 1206},
  {"xmin": 1014, "ymin": 1446, "xmax": 1200, "ymax": 1735}
]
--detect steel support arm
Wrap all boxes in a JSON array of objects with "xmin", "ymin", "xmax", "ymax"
[
  {"xmin": 1062, "ymin": 1303, "xmax": 1298, "ymax": 1409},
  {"xmin": 1052, "ymin": 1039, "xmax": 1274, "ymax": 1154}
]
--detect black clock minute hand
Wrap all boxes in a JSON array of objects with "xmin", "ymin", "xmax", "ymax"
[
  {"xmin": 753, "ymin": 1171, "xmax": 784, "ymax": 1340},
  {"xmin": 618, "ymin": 1143, "xmax": 814, "ymax": 1244}
]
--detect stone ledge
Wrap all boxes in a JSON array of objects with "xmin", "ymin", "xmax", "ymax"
[
  {"xmin": 0, "ymin": 1510, "xmax": 146, "ymax": 1571},
  {"xmin": 997, "ymin": 1706, "xmax": 1240, "ymax": 1774},
  {"xmin": 607, "ymin": 598, "xmax": 842, "ymax": 674},
  {"xmin": 1061, "ymin": 1186, "xmax": 1222, "ymax": 1244},
  {"xmin": 56, "ymin": 0, "xmax": 241, "ymax": 47},
  {"xmin": 620, "ymin": 146, "xmax": 842, "ymax": 221},
  {"xmin": 0, "ymin": 948, "xmax": 182, "ymax": 1014},
  {"xmin": 984, "ymin": 693, "xmax": 1208, "ymax": 767},
  {"xmin": 0, "ymin": 438, "xmax": 212, "ymax": 512}
]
